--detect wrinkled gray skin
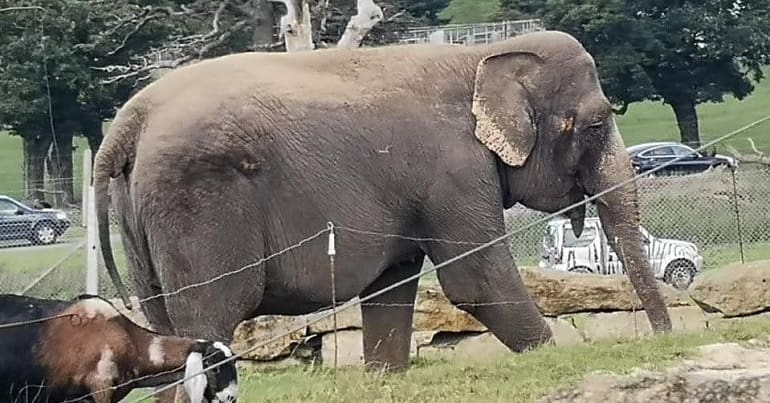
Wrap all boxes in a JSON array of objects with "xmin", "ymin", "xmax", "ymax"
[{"xmin": 94, "ymin": 30, "xmax": 672, "ymax": 372}]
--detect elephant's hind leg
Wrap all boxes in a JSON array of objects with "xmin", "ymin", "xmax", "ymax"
[
  {"xmin": 359, "ymin": 256, "xmax": 423, "ymax": 372},
  {"xmin": 143, "ymin": 188, "xmax": 267, "ymax": 342}
]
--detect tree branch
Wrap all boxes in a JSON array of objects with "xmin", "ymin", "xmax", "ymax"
[
  {"xmin": 94, "ymin": 0, "xmax": 249, "ymax": 84},
  {"xmin": 337, "ymin": 0, "xmax": 384, "ymax": 48},
  {"xmin": 0, "ymin": 6, "xmax": 44, "ymax": 12},
  {"xmin": 105, "ymin": 9, "xmax": 166, "ymax": 56},
  {"xmin": 270, "ymin": 0, "xmax": 314, "ymax": 52}
]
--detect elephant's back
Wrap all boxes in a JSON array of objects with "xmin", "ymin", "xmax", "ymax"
[{"xmin": 134, "ymin": 42, "xmax": 479, "ymax": 110}]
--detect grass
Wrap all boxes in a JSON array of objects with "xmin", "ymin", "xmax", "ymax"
[
  {"xmin": 0, "ymin": 134, "xmax": 91, "ymax": 202},
  {"xmin": 614, "ymin": 85, "xmax": 770, "ymax": 154},
  {"xmin": 124, "ymin": 317, "xmax": 770, "ymax": 402},
  {"xmin": 0, "ymin": 234, "xmax": 128, "ymax": 299}
]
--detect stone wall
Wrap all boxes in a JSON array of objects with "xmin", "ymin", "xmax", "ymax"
[{"xmin": 116, "ymin": 260, "xmax": 770, "ymax": 368}]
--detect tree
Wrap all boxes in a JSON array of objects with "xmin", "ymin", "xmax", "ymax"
[
  {"xmin": 96, "ymin": 0, "xmax": 444, "ymax": 82},
  {"xmin": 508, "ymin": 0, "xmax": 770, "ymax": 147},
  {"xmin": 0, "ymin": 1, "xmax": 178, "ymax": 204},
  {"xmin": 438, "ymin": 0, "xmax": 500, "ymax": 24}
]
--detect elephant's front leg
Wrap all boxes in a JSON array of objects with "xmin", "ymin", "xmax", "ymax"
[
  {"xmin": 359, "ymin": 258, "xmax": 423, "ymax": 372},
  {"xmin": 425, "ymin": 239, "xmax": 553, "ymax": 353}
]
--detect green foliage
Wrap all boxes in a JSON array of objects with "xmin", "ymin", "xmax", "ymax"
[
  {"xmin": 497, "ymin": 0, "xmax": 545, "ymax": 20},
  {"xmin": 0, "ymin": 0, "xmax": 180, "ymax": 139},
  {"xmin": 503, "ymin": 0, "xmax": 770, "ymax": 143},
  {"xmin": 438, "ymin": 0, "xmax": 501, "ymax": 24}
]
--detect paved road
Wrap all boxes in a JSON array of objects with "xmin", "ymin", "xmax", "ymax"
[{"xmin": 0, "ymin": 234, "xmax": 123, "ymax": 252}]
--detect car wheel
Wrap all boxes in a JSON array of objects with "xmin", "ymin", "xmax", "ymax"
[
  {"xmin": 664, "ymin": 260, "xmax": 695, "ymax": 290},
  {"xmin": 31, "ymin": 222, "xmax": 57, "ymax": 245},
  {"xmin": 569, "ymin": 266, "xmax": 592, "ymax": 274}
]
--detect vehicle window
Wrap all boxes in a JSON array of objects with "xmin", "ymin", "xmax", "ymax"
[
  {"xmin": 0, "ymin": 200, "xmax": 18, "ymax": 215},
  {"xmin": 563, "ymin": 226, "xmax": 598, "ymax": 248},
  {"xmin": 641, "ymin": 146, "xmax": 675, "ymax": 157},
  {"xmin": 671, "ymin": 145, "xmax": 697, "ymax": 157}
]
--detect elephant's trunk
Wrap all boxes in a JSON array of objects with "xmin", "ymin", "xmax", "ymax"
[{"xmin": 583, "ymin": 121, "xmax": 672, "ymax": 333}]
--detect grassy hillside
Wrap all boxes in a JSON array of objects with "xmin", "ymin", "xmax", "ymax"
[
  {"xmin": 1, "ymin": 72, "xmax": 768, "ymax": 202},
  {"xmin": 614, "ymin": 88, "xmax": 770, "ymax": 153},
  {"xmin": 0, "ymin": 135, "xmax": 90, "ymax": 201}
]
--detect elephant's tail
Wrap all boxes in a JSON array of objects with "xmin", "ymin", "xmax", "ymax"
[{"xmin": 92, "ymin": 101, "xmax": 147, "ymax": 309}]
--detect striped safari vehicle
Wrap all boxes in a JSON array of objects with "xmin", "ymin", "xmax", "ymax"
[{"xmin": 539, "ymin": 217, "xmax": 703, "ymax": 290}]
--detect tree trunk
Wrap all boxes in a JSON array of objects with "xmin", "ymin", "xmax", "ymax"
[
  {"xmin": 82, "ymin": 117, "xmax": 104, "ymax": 168},
  {"xmin": 22, "ymin": 134, "xmax": 52, "ymax": 202},
  {"xmin": 250, "ymin": 0, "xmax": 276, "ymax": 48},
  {"xmin": 670, "ymin": 101, "xmax": 700, "ymax": 148},
  {"xmin": 45, "ymin": 128, "xmax": 74, "ymax": 207},
  {"xmin": 271, "ymin": 0, "xmax": 314, "ymax": 52},
  {"xmin": 337, "ymin": 0, "xmax": 384, "ymax": 48}
]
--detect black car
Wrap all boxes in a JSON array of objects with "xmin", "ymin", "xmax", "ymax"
[
  {"xmin": 627, "ymin": 142, "xmax": 737, "ymax": 176},
  {"xmin": 0, "ymin": 195, "xmax": 71, "ymax": 245}
]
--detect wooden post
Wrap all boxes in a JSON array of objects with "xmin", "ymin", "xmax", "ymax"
[
  {"xmin": 81, "ymin": 149, "xmax": 91, "ymax": 227},
  {"xmin": 86, "ymin": 185, "xmax": 99, "ymax": 294}
]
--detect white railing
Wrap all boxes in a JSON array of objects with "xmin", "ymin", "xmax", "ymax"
[{"xmin": 397, "ymin": 19, "xmax": 544, "ymax": 46}]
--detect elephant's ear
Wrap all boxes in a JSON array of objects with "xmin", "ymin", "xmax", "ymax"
[{"xmin": 472, "ymin": 51, "xmax": 543, "ymax": 167}]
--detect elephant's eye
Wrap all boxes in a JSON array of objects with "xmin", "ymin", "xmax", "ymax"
[{"xmin": 588, "ymin": 120, "xmax": 604, "ymax": 129}]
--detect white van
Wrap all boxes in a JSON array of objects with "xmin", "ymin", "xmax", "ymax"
[{"xmin": 538, "ymin": 217, "xmax": 703, "ymax": 289}]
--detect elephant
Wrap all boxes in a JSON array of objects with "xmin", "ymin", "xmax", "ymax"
[{"xmin": 94, "ymin": 30, "xmax": 672, "ymax": 372}]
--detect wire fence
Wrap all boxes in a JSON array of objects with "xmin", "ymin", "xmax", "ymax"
[
  {"xmin": 0, "ymin": 116, "xmax": 768, "ymax": 402},
  {"xmin": 1, "ymin": 162, "xmax": 769, "ymax": 302},
  {"xmin": 503, "ymin": 163, "xmax": 770, "ymax": 272}
]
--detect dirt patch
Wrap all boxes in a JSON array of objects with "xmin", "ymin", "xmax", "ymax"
[{"xmin": 540, "ymin": 340, "xmax": 770, "ymax": 402}]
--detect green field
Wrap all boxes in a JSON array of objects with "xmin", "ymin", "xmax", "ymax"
[{"xmin": 127, "ymin": 317, "xmax": 770, "ymax": 402}]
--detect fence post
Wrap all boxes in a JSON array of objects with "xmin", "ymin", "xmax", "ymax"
[
  {"xmin": 86, "ymin": 185, "xmax": 99, "ymax": 294},
  {"xmin": 729, "ymin": 166, "xmax": 745, "ymax": 264},
  {"xmin": 81, "ymin": 149, "xmax": 92, "ymax": 227}
]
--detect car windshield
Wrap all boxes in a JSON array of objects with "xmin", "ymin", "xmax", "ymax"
[
  {"xmin": 563, "ymin": 225, "xmax": 598, "ymax": 247},
  {"xmin": 0, "ymin": 200, "xmax": 18, "ymax": 215}
]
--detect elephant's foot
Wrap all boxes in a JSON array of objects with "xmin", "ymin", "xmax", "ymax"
[{"xmin": 360, "ymin": 259, "xmax": 422, "ymax": 372}]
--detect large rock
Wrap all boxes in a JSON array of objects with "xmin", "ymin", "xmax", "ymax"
[
  {"xmin": 320, "ymin": 330, "xmax": 418, "ymax": 367},
  {"xmin": 231, "ymin": 315, "xmax": 308, "ymax": 360},
  {"xmin": 307, "ymin": 304, "xmax": 363, "ymax": 334},
  {"xmin": 540, "ymin": 343, "xmax": 770, "ymax": 402},
  {"xmin": 566, "ymin": 306, "xmax": 707, "ymax": 342},
  {"xmin": 689, "ymin": 260, "xmax": 770, "ymax": 317},
  {"xmin": 520, "ymin": 268, "xmax": 692, "ymax": 316},
  {"xmin": 417, "ymin": 332, "xmax": 509, "ymax": 362},
  {"xmin": 321, "ymin": 330, "xmax": 364, "ymax": 367},
  {"xmin": 545, "ymin": 317, "xmax": 584, "ymax": 346},
  {"xmin": 413, "ymin": 287, "xmax": 487, "ymax": 332}
]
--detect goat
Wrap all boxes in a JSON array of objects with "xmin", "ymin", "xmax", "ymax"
[{"xmin": 0, "ymin": 293, "xmax": 238, "ymax": 403}]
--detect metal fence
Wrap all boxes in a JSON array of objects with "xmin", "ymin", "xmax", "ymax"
[
  {"xmin": 504, "ymin": 163, "xmax": 770, "ymax": 271},
  {"xmin": 397, "ymin": 19, "xmax": 545, "ymax": 46}
]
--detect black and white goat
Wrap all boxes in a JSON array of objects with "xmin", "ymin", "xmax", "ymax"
[{"xmin": 0, "ymin": 293, "xmax": 238, "ymax": 403}]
